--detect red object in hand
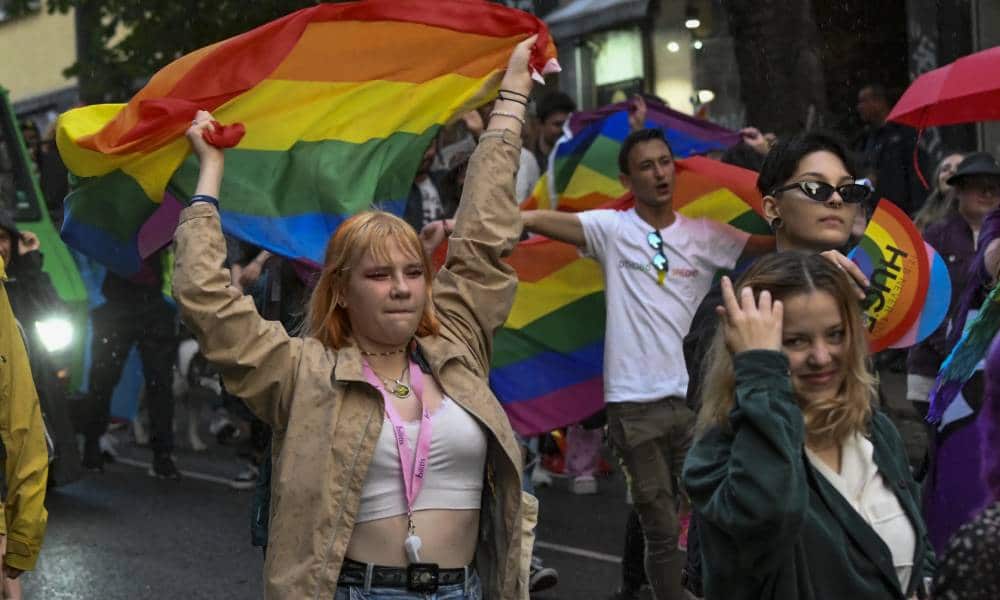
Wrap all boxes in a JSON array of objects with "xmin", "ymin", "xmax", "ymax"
[{"xmin": 203, "ymin": 120, "xmax": 246, "ymax": 148}]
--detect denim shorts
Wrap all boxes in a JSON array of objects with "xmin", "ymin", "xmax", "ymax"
[{"xmin": 334, "ymin": 569, "xmax": 482, "ymax": 600}]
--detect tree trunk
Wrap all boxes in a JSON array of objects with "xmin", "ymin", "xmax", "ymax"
[
  {"xmin": 73, "ymin": 0, "xmax": 106, "ymax": 104},
  {"xmin": 726, "ymin": 0, "xmax": 828, "ymax": 134}
]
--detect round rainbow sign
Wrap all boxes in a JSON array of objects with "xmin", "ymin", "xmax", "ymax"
[{"xmin": 849, "ymin": 200, "xmax": 932, "ymax": 352}]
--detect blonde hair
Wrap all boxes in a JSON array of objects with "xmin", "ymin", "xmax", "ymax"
[
  {"xmin": 304, "ymin": 211, "xmax": 440, "ymax": 349},
  {"xmin": 696, "ymin": 252, "xmax": 876, "ymax": 448},
  {"xmin": 913, "ymin": 153, "xmax": 965, "ymax": 232}
]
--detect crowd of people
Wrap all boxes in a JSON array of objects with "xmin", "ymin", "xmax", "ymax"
[{"xmin": 3, "ymin": 33, "xmax": 1000, "ymax": 600}]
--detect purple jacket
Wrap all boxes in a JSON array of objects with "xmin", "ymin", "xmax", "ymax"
[
  {"xmin": 908, "ymin": 210, "xmax": 978, "ymax": 377},
  {"xmin": 989, "ymin": 334, "xmax": 1000, "ymax": 410}
]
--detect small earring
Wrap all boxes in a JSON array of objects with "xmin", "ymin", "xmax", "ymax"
[{"xmin": 769, "ymin": 217, "xmax": 784, "ymax": 232}]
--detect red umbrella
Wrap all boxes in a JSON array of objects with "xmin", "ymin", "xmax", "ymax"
[{"xmin": 888, "ymin": 45, "xmax": 1000, "ymax": 127}]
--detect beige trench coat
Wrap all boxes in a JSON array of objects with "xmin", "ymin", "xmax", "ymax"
[{"xmin": 173, "ymin": 130, "xmax": 526, "ymax": 599}]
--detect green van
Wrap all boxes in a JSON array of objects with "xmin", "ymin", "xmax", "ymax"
[{"xmin": 1, "ymin": 85, "xmax": 88, "ymax": 484}]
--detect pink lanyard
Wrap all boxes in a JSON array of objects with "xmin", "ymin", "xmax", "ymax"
[{"xmin": 362, "ymin": 358, "xmax": 431, "ymax": 519}]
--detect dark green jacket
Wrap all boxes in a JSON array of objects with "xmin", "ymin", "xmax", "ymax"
[{"xmin": 683, "ymin": 351, "xmax": 934, "ymax": 600}]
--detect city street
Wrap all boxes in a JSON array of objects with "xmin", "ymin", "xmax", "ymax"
[
  {"xmin": 22, "ymin": 371, "xmax": 920, "ymax": 599},
  {"xmin": 3, "ymin": 250, "xmax": 939, "ymax": 600},
  {"xmin": 23, "ymin": 428, "xmax": 635, "ymax": 599},
  {"xmin": 3, "ymin": 1, "xmax": 999, "ymax": 599}
]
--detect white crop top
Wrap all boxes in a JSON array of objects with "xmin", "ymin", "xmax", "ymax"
[{"xmin": 355, "ymin": 396, "xmax": 488, "ymax": 523}]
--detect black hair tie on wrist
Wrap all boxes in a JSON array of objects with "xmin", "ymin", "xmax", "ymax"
[
  {"xmin": 498, "ymin": 88, "xmax": 530, "ymax": 101},
  {"xmin": 190, "ymin": 194, "xmax": 220, "ymax": 209},
  {"xmin": 497, "ymin": 92, "xmax": 527, "ymax": 106}
]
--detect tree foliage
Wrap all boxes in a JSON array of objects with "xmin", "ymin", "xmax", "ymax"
[
  {"xmin": 4, "ymin": 0, "xmax": 532, "ymax": 104},
  {"xmin": 7, "ymin": 0, "xmax": 339, "ymax": 103}
]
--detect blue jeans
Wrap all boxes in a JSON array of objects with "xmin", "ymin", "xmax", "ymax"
[{"xmin": 334, "ymin": 570, "xmax": 482, "ymax": 600}]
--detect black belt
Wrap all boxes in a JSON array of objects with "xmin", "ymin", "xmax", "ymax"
[{"xmin": 338, "ymin": 558, "xmax": 469, "ymax": 592}]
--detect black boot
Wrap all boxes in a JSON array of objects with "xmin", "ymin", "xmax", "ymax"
[
  {"xmin": 149, "ymin": 452, "xmax": 181, "ymax": 480},
  {"xmin": 82, "ymin": 438, "xmax": 104, "ymax": 472}
]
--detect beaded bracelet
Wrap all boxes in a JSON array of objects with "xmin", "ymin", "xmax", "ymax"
[
  {"xmin": 190, "ymin": 194, "xmax": 220, "ymax": 209},
  {"xmin": 489, "ymin": 111, "xmax": 525, "ymax": 125}
]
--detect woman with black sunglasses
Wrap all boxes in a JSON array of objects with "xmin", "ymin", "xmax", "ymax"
[
  {"xmin": 685, "ymin": 131, "xmax": 871, "ymax": 412},
  {"xmin": 682, "ymin": 131, "xmax": 875, "ymax": 596}
]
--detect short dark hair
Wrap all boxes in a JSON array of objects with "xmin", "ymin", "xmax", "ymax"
[
  {"xmin": 860, "ymin": 83, "xmax": 889, "ymax": 102},
  {"xmin": 536, "ymin": 91, "xmax": 576, "ymax": 123},
  {"xmin": 618, "ymin": 128, "xmax": 674, "ymax": 175},
  {"xmin": 756, "ymin": 131, "xmax": 858, "ymax": 197},
  {"xmin": 721, "ymin": 142, "xmax": 766, "ymax": 173}
]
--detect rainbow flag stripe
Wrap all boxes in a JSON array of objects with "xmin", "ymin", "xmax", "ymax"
[
  {"xmin": 56, "ymin": 1, "xmax": 557, "ymax": 276},
  {"xmin": 497, "ymin": 157, "xmax": 767, "ymax": 436},
  {"xmin": 523, "ymin": 99, "xmax": 740, "ymax": 212},
  {"xmin": 493, "ymin": 239, "xmax": 606, "ymax": 435},
  {"xmin": 849, "ymin": 200, "xmax": 931, "ymax": 352}
]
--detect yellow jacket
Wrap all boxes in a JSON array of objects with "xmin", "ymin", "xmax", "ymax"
[{"xmin": 0, "ymin": 255, "xmax": 48, "ymax": 571}]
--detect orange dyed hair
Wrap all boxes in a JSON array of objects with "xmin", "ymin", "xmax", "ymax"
[{"xmin": 304, "ymin": 211, "xmax": 440, "ymax": 350}]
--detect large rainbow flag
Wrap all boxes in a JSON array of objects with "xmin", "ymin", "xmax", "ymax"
[
  {"xmin": 56, "ymin": 1, "xmax": 557, "ymax": 277},
  {"xmin": 497, "ymin": 155, "xmax": 768, "ymax": 436},
  {"xmin": 523, "ymin": 97, "xmax": 741, "ymax": 212}
]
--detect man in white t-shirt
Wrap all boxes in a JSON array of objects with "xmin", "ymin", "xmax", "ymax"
[{"xmin": 522, "ymin": 128, "xmax": 772, "ymax": 600}]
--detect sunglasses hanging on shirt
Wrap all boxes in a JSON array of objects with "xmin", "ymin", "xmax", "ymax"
[
  {"xmin": 769, "ymin": 179, "xmax": 873, "ymax": 204},
  {"xmin": 647, "ymin": 231, "xmax": 668, "ymax": 286}
]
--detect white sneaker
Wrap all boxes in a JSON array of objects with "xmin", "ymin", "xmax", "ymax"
[
  {"xmin": 99, "ymin": 432, "xmax": 119, "ymax": 459},
  {"xmin": 230, "ymin": 463, "xmax": 260, "ymax": 490},
  {"xmin": 530, "ymin": 466, "xmax": 553, "ymax": 488},
  {"xmin": 571, "ymin": 474, "xmax": 598, "ymax": 495}
]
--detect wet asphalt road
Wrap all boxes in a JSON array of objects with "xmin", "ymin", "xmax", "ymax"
[
  {"xmin": 22, "ymin": 430, "xmax": 634, "ymax": 600},
  {"xmin": 22, "ymin": 369, "xmax": 920, "ymax": 599}
]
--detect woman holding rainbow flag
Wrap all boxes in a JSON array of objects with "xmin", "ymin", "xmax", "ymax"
[{"xmin": 172, "ymin": 38, "xmax": 537, "ymax": 599}]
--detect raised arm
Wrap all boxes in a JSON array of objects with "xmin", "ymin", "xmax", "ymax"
[
  {"xmin": 431, "ymin": 37, "xmax": 536, "ymax": 375},
  {"xmin": 986, "ymin": 237, "xmax": 1000, "ymax": 285},
  {"xmin": 683, "ymin": 278, "xmax": 808, "ymax": 570},
  {"xmin": 521, "ymin": 210, "xmax": 586, "ymax": 248},
  {"xmin": 171, "ymin": 112, "xmax": 301, "ymax": 427}
]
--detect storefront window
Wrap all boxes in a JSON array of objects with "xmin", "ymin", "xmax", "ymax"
[{"xmin": 592, "ymin": 28, "xmax": 644, "ymax": 105}]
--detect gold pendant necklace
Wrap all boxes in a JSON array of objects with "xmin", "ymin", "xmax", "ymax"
[
  {"xmin": 388, "ymin": 380, "xmax": 411, "ymax": 398},
  {"xmin": 378, "ymin": 364, "xmax": 411, "ymax": 398}
]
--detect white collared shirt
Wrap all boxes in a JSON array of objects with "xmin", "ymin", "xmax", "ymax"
[{"xmin": 806, "ymin": 432, "xmax": 916, "ymax": 593}]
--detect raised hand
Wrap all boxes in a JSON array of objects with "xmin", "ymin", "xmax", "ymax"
[
  {"xmin": 819, "ymin": 250, "xmax": 869, "ymax": 300},
  {"xmin": 628, "ymin": 95, "xmax": 648, "ymax": 132},
  {"xmin": 461, "ymin": 109, "xmax": 484, "ymax": 139},
  {"xmin": 740, "ymin": 127, "xmax": 770, "ymax": 155},
  {"xmin": 500, "ymin": 35, "xmax": 537, "ymax": 98},
  {"xmin": 419, "ymin": 220, "xmax": 451, "ymax": 257},
  {"xmin": 185, "ymin": 110, "xmax": 224, "ymax": 165},
  {"xmin": 186, "ymin": 109, "xmax": 224, "ymax": 199},
  {"xmin": 17, "ymin": 231, "xmax": 40, "ymax": 255},
  {"xmin": 716, "ymin": 276, "xmax": 783, "ymax": 354},
  {"xmin": 985, "ymin": 237, "xmax": 1000, "ymax": 284}
]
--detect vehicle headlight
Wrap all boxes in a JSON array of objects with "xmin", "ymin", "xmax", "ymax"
[{"xmin": 34, "ymin": 317, "xmax": 74, "ymax": 353}]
